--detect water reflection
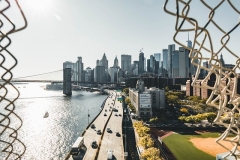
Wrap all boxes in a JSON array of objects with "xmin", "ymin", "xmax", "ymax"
[{"xmin": 0, "ymin": 83, "xmax": 107, "ymax": 159}]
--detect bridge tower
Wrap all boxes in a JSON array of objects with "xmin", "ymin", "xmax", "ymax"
[{"xmin": 63, "ymin": 68, "xmax": 72, "ymax": 96}]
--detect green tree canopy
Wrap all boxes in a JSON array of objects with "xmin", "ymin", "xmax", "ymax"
[
  {"xmin": 123, "ymin": 88, "xmax": 129, "ymax": 95},
  {"xmin": 138, "ymin": 134, "xmax": 154, "ymax": 149},
  {"xmin": 141, "ymin": 147, "xmax": 161, "ymax": 160}
]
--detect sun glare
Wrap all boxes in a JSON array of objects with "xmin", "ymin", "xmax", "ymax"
[{"xmin": 22, "ymin": 0, "xmax": 54, "ymax": 15}]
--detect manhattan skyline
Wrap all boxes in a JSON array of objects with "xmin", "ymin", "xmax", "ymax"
[{"xmin": 6, "ymin": 0, "xmax": 240, "ymax": 80}]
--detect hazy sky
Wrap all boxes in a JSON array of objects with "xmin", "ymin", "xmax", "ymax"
[{"xmin": 5, "ymin": 0, "xmax": 240, "ymax": 80}]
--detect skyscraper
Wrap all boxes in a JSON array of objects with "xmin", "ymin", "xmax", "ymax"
[
  {"xmin": 138, "ymin": 52, "xmax": 144, "ymax": 75},
  {"xmin": 167, "ymin": 44, "xmax": 175, "ymax": 78},
  {"xmin": 99, "ymin": 53, "xmax": 108, "ymax": 70},
  {"xmin": 108, "ymin": 67, "xmax": 118, "ymax": 82},
  {"xmin": 186, "ymin": 32, "xmax": 192, "ymax": 48},
  {"xmin": 121, "ymin": 55, "xmax": 131, "ymax": 72},
  {"xmin": 154, "ymin": 53, "xmax": 161, "ymax": 68},
  {"xmin": 179, "ymin": 47, "xmax": 190, "ymax": 78},
  {"xmin": 172, "ymin": 50, "xmax": 179, "ymax": 78},
  {"xmin": 94, "ymin": 65, "xmax": 105, "ymax": 82},
  {"xmin": 77, "ymin": 57, "xmax": 84, "ymax": 82},
  {"xmin": 150, "ymin": 55, "xmax": 155, "ymax": 72},
  {"xmin": 113, "ymin": 56, "xmax": 119, "ymax": 68},
  {"xmin": 162, "ymin": 49, "xmax": 168, "ymax": 70}
]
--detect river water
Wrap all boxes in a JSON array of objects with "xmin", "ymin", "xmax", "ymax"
[{"xmin": 0, "ymin": 83, "xmax": 107, "ymax": 160}]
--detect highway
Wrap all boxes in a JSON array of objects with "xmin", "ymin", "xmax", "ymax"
[
  {"xmin": 98, "ymin": 91, "xmax": 124, "ymax": 159},
  {"xmin": 69, "ymin": 90, "xmax": 124, "ymax": 160}
]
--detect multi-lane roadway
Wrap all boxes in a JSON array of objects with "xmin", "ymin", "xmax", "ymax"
[{"xmin": 69, "ymin": 90, "xmax": 124, "ymax": 160}]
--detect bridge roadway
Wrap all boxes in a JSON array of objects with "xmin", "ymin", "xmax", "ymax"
[{"xmin": 69, "ymin": 90, "xmax": 124, "ymax": 160}]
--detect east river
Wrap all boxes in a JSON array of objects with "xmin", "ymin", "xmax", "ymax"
[{"xmin": 0, "ymin": 83, "xmax": 107, "ymax": 160}]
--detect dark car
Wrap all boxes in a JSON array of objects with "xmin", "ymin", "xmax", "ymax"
[
  {"xmin": 116, "ymin": 132, "xmax": 121, "ymax": 137},
  {"xmin": 92, "ymin": 141, "xmax": 97, "ymax": 148},
  {"xmin": 107, "ymin": 128, "xmax": 111, "ymax": 133},
  {"xmin": 91, "ymin": 124, "xmax": 95, "ymax": 128},
  {"xmin": 97, "ymin": 130, "xmax": 101, "ymax": 135}
]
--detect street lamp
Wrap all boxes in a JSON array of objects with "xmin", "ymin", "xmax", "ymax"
[{"xmin": 88, "ymin": 109, "xmax": 90, "ymax": 124}]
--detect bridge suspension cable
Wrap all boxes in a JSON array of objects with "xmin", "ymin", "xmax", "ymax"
[{"xmin": 13, "ymin": 69, "xmax": 63, "ymax": 79}]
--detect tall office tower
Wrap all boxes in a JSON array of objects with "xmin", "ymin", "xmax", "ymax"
[
  {"xmin": 155, "ymin": 60, "xmax": 159, "ymax": 74},
  {"xmin": 85, "ymin": 67, "xmax": 93, "ymax": 82},
  {"xmin": 132, "ymin": 61, "xmax": 139, "ymax": 75},
  {"xmin": 138, "ymin": 52, "xmax": 145, "ymax": 75},
  {"xmin": 186, "ymin": 32, "xmax": 192, "ymax": 48},
  {"xmin": 219, "ymin": 54, "xmax": 225, "ymax": 67},
  {"xmin": 162, "ymin": 49, "xmax": 168, "ymax": 69},
  {"xmin": 94, "ymin": 66, "xmax": 105, "ymax": 82},
  {"xmin": 113, "ymin": 56, "xmax": 119, "ymax": 68},
  {"xmin": 167, "ymin": 44, "xmax": 175, "ymax": 78},
  {"xmin": 202, "ymin": 61, "xmax": 209, "ymax": 77},
  {"xmin": 96, "ymin": 60, "xmax": 100, "ymax": 66},
  {"xmin": 108, "ymin": 67, "xmax": 118, "ymax": 83},
  {"xmin": 76, "ymin": 57, "xmax": 84, "ymax": 82},
  {"xmin": 99, "ymin": 53, "xmax": 108, "ymax": 70},
  {"xmin": 121, "ymin": 55, "xmax": 131, "ymax": 72},
  {"xmin": 147, "ymin": 59, "xmax": 150, "ymax": 72},
  {"xmin": 172, "ymin": 50, "xmax": 179, "ymax": 78},
  {"xmin": 144, "ymin": 58, "xmax": 146, "ymax": 71},
  {"xmin": 154, "ymin": 53, "xmax": 161, "ymax": 69},
  {"xmin": 133, "ymin": 61, "xmax": 139, "ymax": 69},
  {"xmin": 179, "ymin": 47, "xmax": 190, "ymax": 78},
  {"xmin": 150, "ymin": 55, "xmax": 155, "ymax": 72}
]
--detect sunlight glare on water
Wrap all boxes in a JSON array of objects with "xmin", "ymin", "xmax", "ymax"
[{"xmin": 0, "ymin": 83, "xmax": 107, "ymax": 159}]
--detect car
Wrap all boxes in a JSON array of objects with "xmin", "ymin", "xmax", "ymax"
[
  {"xmin": 92, "ymin": 141, "xmax": 97, "ymax": 148},
  {"xmin": 104, "ymin": 113, "xmax": 107, "ymax": 116},
  {"xmin": 115, "ymin": 113, "xmax": 118, "ymax": 116},
  {"xmin": 118, "ymin": 113, "xmax": 121, "ymax": 116},
  {"xmin": 97, "ymin": 130, "xmax": 101, "ymax": 135},
  {"xmin": 91, "ymin": 124, "xmax": 95, "ymax": 128},
  {"xmin": 116, "ymin": 132, "xmax": 121, "ymax": 137},
  {"xmin": 107, "ymin": 128, "xmax": 111, "ymax": 133}
]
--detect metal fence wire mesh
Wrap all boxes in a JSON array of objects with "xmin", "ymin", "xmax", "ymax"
[
  {"xmin": 164, "ymin": 0, "xmax": 240, "ymax": 159},
  {"xmin": 0, "ymin": 0, "xmax": 27, "ymax": 159}
]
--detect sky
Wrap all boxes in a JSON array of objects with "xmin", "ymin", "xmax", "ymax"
[{"xmin": 3, "ymin": 0, "xmax": 240, "ymax": 80}]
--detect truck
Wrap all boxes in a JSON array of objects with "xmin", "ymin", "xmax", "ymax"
[
  {"xmin": 70, "ymin": 137, "xmax": 84, "ymax": 155},
  {"xmin": 107, "ymin": 150, "xmax": 113, "ymax": 160}
]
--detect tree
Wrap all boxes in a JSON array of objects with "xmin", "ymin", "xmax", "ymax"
[
  {"xmin": 149, "ymin": 117, "xmax": 159, "ymax": 124},
  {"xmin": 167, "ymin": 95, "xmax": 179, "ymax": 104},
  {"xmin": 138, "ymin": 134, "xmax": 154, "ymax": 149},
  {"xmin": 178, "ymin": 116, "xmax": 186, "ymax": 123},
  {"xmin": 185, "ymin": 115, "xmax": 195, "ymax": 125},
  {"xmin": 125, "ymin": 97, "xmax": 131, "ymax": 104},
  {"xmin": 204, "ymin": 112, "xmax": 217, "ymax": 125},
  {"xmin": 141, "ymin": 147, "xmax": 161, "ymax": 160},
  {"xmin": 194, "ymin": 114, "xmax": 205, "ymax": 124},
  {"xmin": 133, "ymin": 121, "xmax": 144, "ymax": 128},
  {"xmin": 123, "ymin": 88, "xmax": 129, "ymax": 95},
  {"xmin": 180, "ymin": 107, "xmax": 188, "ymax": 115},
  {"xmin": 136, "ymin": 126, "xmax": 150, "ymax": 137}
]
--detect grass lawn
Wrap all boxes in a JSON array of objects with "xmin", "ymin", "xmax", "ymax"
[{"xmin": 163, "ymin": 132, "xmax": 219, "ymax": 160}]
